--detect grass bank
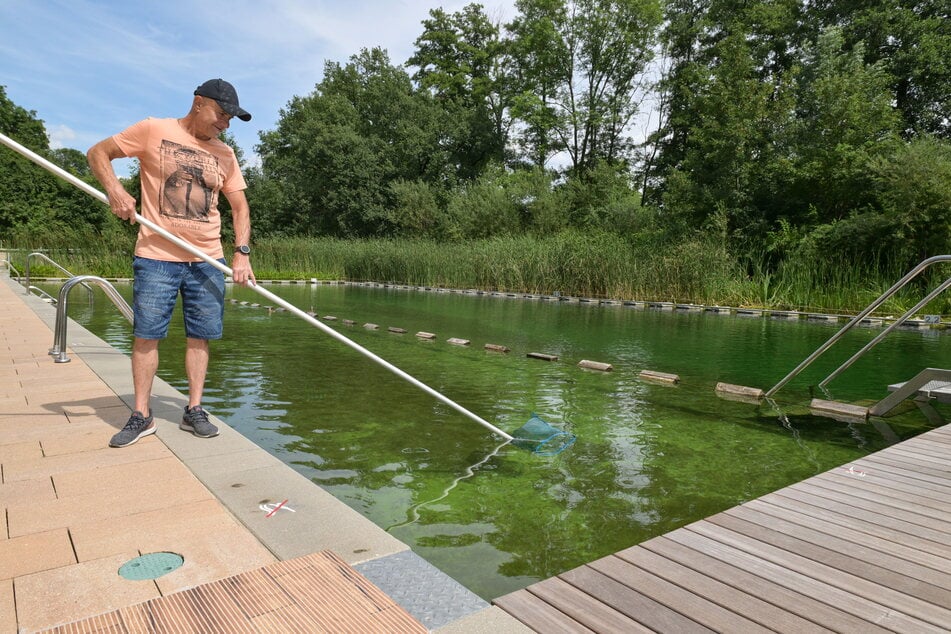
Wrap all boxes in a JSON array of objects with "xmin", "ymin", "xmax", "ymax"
[{"xmin": 5, "ymin": 230, "xmax": 947, "ymax": 316}]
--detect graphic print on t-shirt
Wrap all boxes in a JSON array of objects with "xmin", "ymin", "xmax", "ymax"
[{"xmin": 159, "ymin": 140, "xmax": 220, "ymax": 222}]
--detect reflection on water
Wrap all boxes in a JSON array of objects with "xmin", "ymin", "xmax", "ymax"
[{"xmin": 54, "ymin": 282, "xmax": 951, "ymax": 600}]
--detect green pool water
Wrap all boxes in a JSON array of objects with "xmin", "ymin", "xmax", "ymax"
[{"xmin": 58, "ymin": 282, "xmax": 951, "ymax": 600}]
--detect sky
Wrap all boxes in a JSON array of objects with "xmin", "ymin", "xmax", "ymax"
[{"xmin": 0, "ymin": 0, "xmax": 516, "ymax": 174}]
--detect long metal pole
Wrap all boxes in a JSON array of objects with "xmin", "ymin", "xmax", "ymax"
[{"xmin": 0, "ymin": 131, "xmax": 513, "ymax": 441}]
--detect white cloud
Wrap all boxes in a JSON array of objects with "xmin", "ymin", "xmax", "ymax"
[
  {"xmin": 47, "ymin": 124, "xmax": 77, "ymax": 150},
  {"xmin": 0, "ymin": 0, "xmax": 515, "ymax": 163}
]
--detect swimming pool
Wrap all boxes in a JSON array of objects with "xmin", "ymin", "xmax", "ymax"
[{"xmin": 60, "ymin": 281, "xmax": 951, "ymax": 600}]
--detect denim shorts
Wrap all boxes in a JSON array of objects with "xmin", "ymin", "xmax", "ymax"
[{"xmin": 132, "ymin": 256, "xmax": 226, "ymax": 340}]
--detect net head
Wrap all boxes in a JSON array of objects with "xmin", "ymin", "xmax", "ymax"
[{"xmin": 511, "ymin": 413, "xmax": 576, "ymax": 456}]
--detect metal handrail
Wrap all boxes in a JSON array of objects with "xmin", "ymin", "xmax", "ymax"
[
  {"xmin": 25, "ymin": 252, "xmax": 93, "ymax": 299},
  {"xmin": 818, "ymin": 276, "xmax": 951, "ymax": 389},
  {"xmin": 765, "ymin": 254, "xmax": 951, "ymax": 398},
  {"xmin": 50, "ymin": 275, "xmax": 133, "ymax": 363},
  {"xmin": 27, "ymin": 286, "xmax": 58, "ymax": 303}
]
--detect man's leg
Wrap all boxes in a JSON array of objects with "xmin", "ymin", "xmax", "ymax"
[
  {"xmin": 179, "ymin": 260, "xmax": 223, "ymax": 438},
  {"xmin": 180, "ymin": 336, "xmax": 219, "ymax": 438},
  {"xmin": 184, "ymin": 337, "xmax": 209, "ymax": 408},
  {"xmin": 110, "ymin": 336, "xmax": 160, "ymax": 448},
  {"xmin": 132, "ymin": 337, "xmax": 160, "ymax": 415}
]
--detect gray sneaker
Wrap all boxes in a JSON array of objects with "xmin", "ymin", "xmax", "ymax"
[
  {"xmin": 180, "ymin": 405, "xmax": 219, "ymax": 438},
  {"xmin": 110, "ymin": 411, "xmax": 155, "ymax": 448}
]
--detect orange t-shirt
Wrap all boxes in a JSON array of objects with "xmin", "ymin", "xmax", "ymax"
[{"xmin": 113, "ymin": 117, "xmax": 247, "ymax": 262}]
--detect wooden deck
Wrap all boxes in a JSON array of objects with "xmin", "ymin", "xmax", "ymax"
[
  {"xmin": 39, "ymin": 551, "xmax": 427, "ymax": 633},
  {"xmin": 495, "ymin": 423, "xmax": 951, "ymax": 633}
]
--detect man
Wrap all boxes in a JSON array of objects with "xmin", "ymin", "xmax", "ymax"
[{"xmin": 87, "ymin": 78, "xmax": 256, "ymax": 448}]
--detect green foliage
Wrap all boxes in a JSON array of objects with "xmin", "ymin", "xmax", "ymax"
[
  {"xmin": 409, "ymin": 3, "xmax": 510, "ymax": 176},
  {"xmin": 257, "ymin": 48, "xmax": 455, "ymax": 237},
  {"xmin": 386, "ymin": 179, "xmax": 448, "ymax": 238},
  {"xmin": 445, "ymin": 164, "xmax": 524, "ymax": 238},
  {"xmin": 0, "ymin": 85, "xmax": 114, "ymax": 239},
  {"xmin": 507, "ymin": 0, "xmax": 663, "ymax": 174},
  {"xmin": 5, "ymin": 1, "xmax": 951, "ymax": 317}
]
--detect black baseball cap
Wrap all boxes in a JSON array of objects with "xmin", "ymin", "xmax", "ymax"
[{"xmin": 194, "ymin": 79, "xmax": 252, "ymax": 122}]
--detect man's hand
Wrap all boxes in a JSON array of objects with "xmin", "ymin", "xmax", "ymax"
[
  {"xmin": 231, "ymin": 254, "xmax": 256, "ymax": 286},
  {"xmin": 107, "ymin": 187, "xmax": 138, "ymax": 224},
  {"xmin": 87, "ymin": 137, "xmax": 137, "ymax": 223}
]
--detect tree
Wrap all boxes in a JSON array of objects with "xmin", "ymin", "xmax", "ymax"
[
  {"xmin": 256, "ymin": 48, "xmax": 454, "ymax": 237},
  {"xmin": 0, "ymin": 86, "xmax": 112, "ymax": 237},
  {"xmin": 409, "ymin": 4, "xmax": 512, "ymax": 178},
  {"xmin": 656, "ymin": 0, "xmax": 803, "ymax": 243},
  {"xmin": 808, "ymin": 0, "xmax": 951, "ymax": 139},
  {"xmin": 507, "ymin": 0, "xmax": 570, "ymax": 167},
  {"xmin": 507, "ymin": 0, "xmax": 663, "ymax": 174}
]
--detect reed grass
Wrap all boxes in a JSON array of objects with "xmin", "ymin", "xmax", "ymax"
[{"xmin": 5, "ymin": 230, "xmax": 947, "ymax": 316}]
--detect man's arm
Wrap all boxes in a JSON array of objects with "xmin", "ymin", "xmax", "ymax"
[
  {"xmin": 224, "ymin": 189, "xmax": 255, "ymax": 286},
  {"xmin": 86, "ymin": 137, "xmax": 138, "ymax": 224}
]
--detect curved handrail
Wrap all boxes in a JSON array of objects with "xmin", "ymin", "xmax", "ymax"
[
  {"xmin": 25, "ymin": 252, "xmax": 93, "ymax": 299},
  {"xmin": 765, "ymin": 254, "xmax": 951, "ymax": 398},
  {"xmin": 818, "ymin": 276, "xmax": 951, "ymax": 390},
  {"xmin": 50, "ymin": 275, "xmax": 133, "ymax": 363}
]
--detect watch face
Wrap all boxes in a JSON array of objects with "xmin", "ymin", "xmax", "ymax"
[{"xmin": 236, "ymin": 245, "xmax": 250, "ymax": 254}]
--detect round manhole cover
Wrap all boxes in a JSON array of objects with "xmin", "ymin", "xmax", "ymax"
[{"xmin": 118, "ymin": 552, "xmax": 184, "ymax": 580}]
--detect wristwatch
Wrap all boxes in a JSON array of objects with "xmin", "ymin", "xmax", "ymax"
[{"xmin": 234, "ymin": 245, "xmax": 251, "ymax": 255}]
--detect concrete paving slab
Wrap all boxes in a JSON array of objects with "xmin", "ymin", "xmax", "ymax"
[
  {"xmin": 2, "ymin": 437, "xmax": 169, "ymax": 483},
  {"xmin": 0, "ymin": 477, "xmax": 56, "ymax": 510},
  {"xmin": 433, "ymin": 606, "xmax": 534, "ymax": 633},
  {"xmin": 0, "ymin": 439, "xmax": 43, "ymax": 463},
  {"xmin": 0, "ymin": 581, "xmax": 14, "ymax": 634},
  {"xmin": 195, "ymin": 461, "xmax": 409, "ymax": 564},
  {"xmin": 7, "ymin": 468, "xmax": 214, "ymax": 537},
  {"xmin": 0, "ymin": 528, "xmax": 75, "ymax": 579},
  {"xmin": 15, "ymin": 552, "xmax": 161, "ymax": 633},
  {"xmin": 52, "ymin": 455, "xmax": 192, "ymax": 498},
  {"xmin": 69, "ymin": 498, "xmax": 254, "ymax": 561}
]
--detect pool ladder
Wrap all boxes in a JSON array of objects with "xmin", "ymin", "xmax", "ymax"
[
  {"xmin": 49, "ymin": 274, "xmax": 133, "ymax": 363},
  {"xmin": 766, "ymin": 255, "xmax": 951, "ymax": 422},
  {"xmin": 6, "ymin": 252, "xmax": 133, "ymax": 362}
]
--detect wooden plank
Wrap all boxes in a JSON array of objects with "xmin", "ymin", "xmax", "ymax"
[
  {"xmin": 818, "ymin": 469, "xmax": 951, "ymax": 513},
  {"xmin": 187, "ymin": 582, "xmax": 258, "ymax": 634},
  {"xmin": 221, "ymin": 567, "xmax": 293, "ymax": 617},
  {"xmin": 708, "ymin": 509, "xmax": 950, "ymax": 607},
  {"xmin": 528, "ymin": 577, "xmax": 650, "ymax": 633},
  {"xmin": 560, "ymin": 566, "xmax": 714, "ymax": 632},
  {"xmin": 733, "ymin": 500, "xmax": 951, "ymax": 598},
  {"xmin": 765, "ymin": 489, "xmax": 951, "ymax": 560},
  {"xmin": 614, "ymin": 545, "xmax": 826, "ymax": 633},
  {"xmin": 857, "ymin": 454, "xmax": 951, "ymax": 489},
  {"xmin": 870, "ymin": 449, "xmax": 951, "ymax": 477},
  {"xmin": 791, "ymin": 480, "xmax": 951, "ymax": 535},
  {"xmin": 860, "ymin": 452, "xmax": 951, "ymax": 484},
  {"xmin": 640, "ymin": 536, "xmax": 886, "ymax": 634},
  {"xmin": 665, "ymin": 528, "xmax": 900, "ymax": 632},
  {"xmin": 494, "ymin": 589, "xmax": 595, "ymax": 633},
  {"xmin": 886, "ymin": 446, "xmax": 951, "ymax": 468},
  {"xmin": 688, "ymin": 521, "xmax": 948, "ymax": 632},
  {"xmin": 802, "ymin": 475, "xmax": 951, "ymax": 523},
  {"xmin": 587, "ymin": 554, "xmax": 769, "ymax": 633},
  {"xmin": 894, "ymin": 435, "xmax": 951, "ymax": 456}
]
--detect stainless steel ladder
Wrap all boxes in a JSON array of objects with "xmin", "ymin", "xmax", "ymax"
[
  {"xmin": 766, "ymin": 254, "xmax": 951, "ymax": 400},
  {"xmin": 49, "ymin": 274, "xmax": 133, "ymax": 363}
]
